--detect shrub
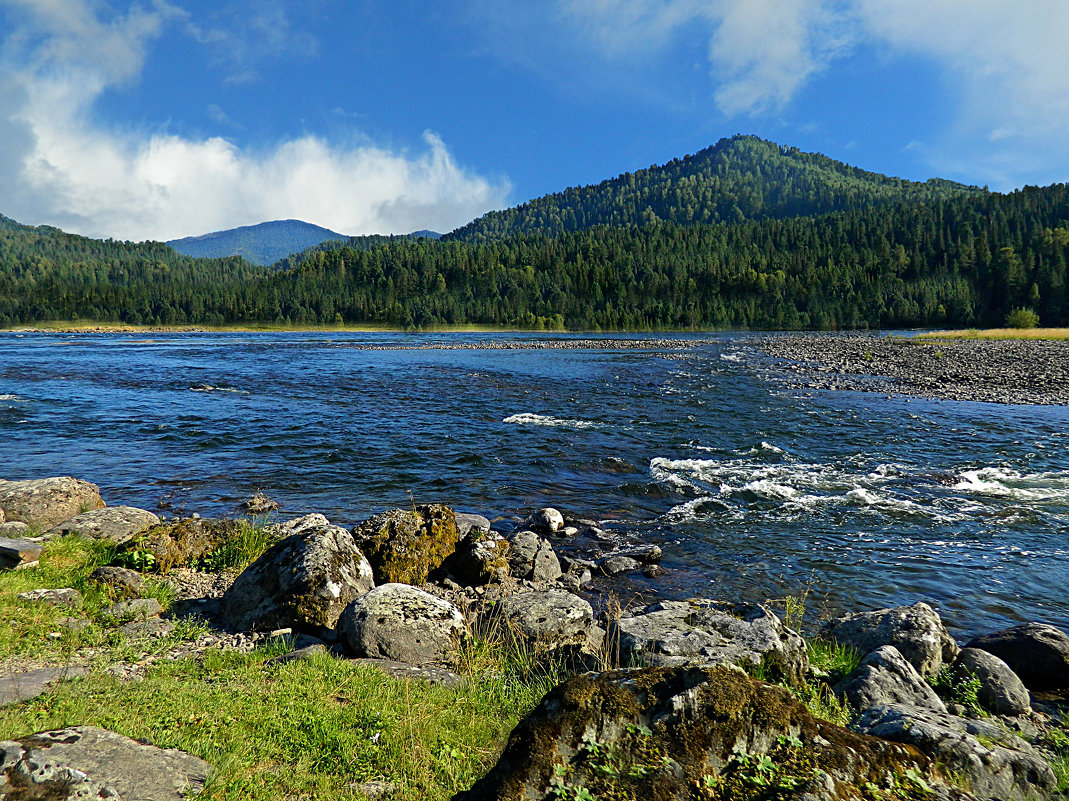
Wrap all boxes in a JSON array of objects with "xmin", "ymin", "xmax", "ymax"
[{"xmin": 1005, "ymin": 307, "xmax": 1039, "ymax": 329}]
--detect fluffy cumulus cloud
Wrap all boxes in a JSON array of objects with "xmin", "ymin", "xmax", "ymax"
[{"xmin": 0, "ymin": 0, "xmax": 509, "ymax": 241}]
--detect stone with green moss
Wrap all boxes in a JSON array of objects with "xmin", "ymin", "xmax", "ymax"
[
  {"xmin": 115, "ymin": 517, "xmax": 245, "ymax": 573},
  {"xmin": 454, "ymin": 664, "xmax": 952, "ymax": 801},
  {"xmin": 351, "ymin": 504, "xmax": 459, "ymax": 585}
]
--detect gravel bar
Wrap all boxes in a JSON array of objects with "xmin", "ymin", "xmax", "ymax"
[{"xmin": 755, "ymin": 333, "xmax": 1069, "ymax": 406}]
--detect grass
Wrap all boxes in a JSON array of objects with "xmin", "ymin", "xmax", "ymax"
[
  {"xmin": 918, "ymin": 327, "xmax": 1069, "ymax": 341},
  {"xmin": 0, "ymin": 532, "xmax": 571, "ymax": 800}
]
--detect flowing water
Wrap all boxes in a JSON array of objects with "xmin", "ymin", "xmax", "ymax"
[{"xmin": 2, "ymin": 331, "xmax": 1067, "ymax": 638}]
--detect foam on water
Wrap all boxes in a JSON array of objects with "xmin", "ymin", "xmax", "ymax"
[
  {"xmin": 0, "ymin": 394, "xmax": 25, "ymax": 402},
  {"xmin": 953, "ymin": 467, "xmax": 1069, "ymax": 502},
  {"xmin": 503, "ymin": 413, "xmax": 598, "ymax": 430},
  {"xmin": 189, "ymin": 384, "xmax": 249, "ymax": 395}
]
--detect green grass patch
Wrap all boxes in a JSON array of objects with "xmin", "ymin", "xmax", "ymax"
[
  {"xmin": 918, "ymin": 327, "xmax": 1069, "ymax": 341},
  {"xmin": 0, "ymin": 641, "xmax": 549, "ymax": 800}
]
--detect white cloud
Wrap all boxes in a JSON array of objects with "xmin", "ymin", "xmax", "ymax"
[{"xmin": 0, "ymin": 0, "xmax": 510, "ymax": 241}]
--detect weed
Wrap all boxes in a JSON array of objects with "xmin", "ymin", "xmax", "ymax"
[
  {"xmin": 807, "ymin": 638, "xmax": 861, "ymax": 683},
  {"xmin": 928, "ymin": 667, "xmax": 984, "ymax": 717}
]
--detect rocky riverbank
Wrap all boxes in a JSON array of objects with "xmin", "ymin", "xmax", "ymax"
[
  {"xmin": 756, "ymin": 333, "xmax": 1069, "ymax": 405},
  {"xmin": 1, "ymin": 475, "xmax": 1068, "ymax": 800}
]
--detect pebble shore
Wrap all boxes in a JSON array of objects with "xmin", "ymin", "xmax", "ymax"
[{"xmin": 756, "ymin": 334, "xmax": 1069, "ymax": 406}]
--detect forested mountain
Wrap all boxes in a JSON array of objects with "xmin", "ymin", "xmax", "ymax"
[
  {"xmin": 3, "ymin": 183, "xmax": 1067, "ymax": 331},
  {"xmin": 168, "ymin": 220, "xmax": 350, "ymax": 266},
  {"xmin": 446, "ymin": 135, "xmax": 980, "ymax": 243},
  {"xmin": 275, "ymin": 230, "xmax": 443, "ymax": 270}
]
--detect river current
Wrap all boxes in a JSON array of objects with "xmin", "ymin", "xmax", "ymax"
[{"xmin": 2, "ymin": 331, "xmax": 1067, "ymax": 638}]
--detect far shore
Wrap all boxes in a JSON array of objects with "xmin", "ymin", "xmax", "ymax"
[{"xmin": 917, "ymin": 327, "xmax": 1069, "ymax": 341}]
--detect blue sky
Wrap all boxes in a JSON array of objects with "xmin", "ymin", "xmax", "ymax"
[{"xmin": 1, "ymin": 0, "xmax": 1067, "ymax": 241}]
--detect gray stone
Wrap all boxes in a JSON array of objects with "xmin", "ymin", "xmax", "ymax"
[
  {"xmin": 0, "ymin": 726, "xmax": 210, "ymax": 800},
  {"xmin": 454, "ymin": 512, "xmax": 492, "ymax": 538},
  {"xmin": 0, "ymin": 477, "xmax": 105, "ymax": 530},
  {"xmin": 89, "ymin": 566, "xmax": 146, "ymax": 598},
  {"xmin": 559, "ymin": 555, "xmax": 595, "ymax": 585},
  {"xmin": 0, "ymin": 667, "xmax": 86, "ymax": 706},
  {"xmin": 0, "ymin": 538, "xmax": 43, "ymax": 570},
  {"xmin": 265, "ymin": 513, "xmax": 331, "ymax": 539},
  {"xmin": 526, "ymin": 507, "xmax": 564, "ymax": 536},
  {"xmin": 348, "ymin": 658, "xmax": 463, "ymax": 687},
  {"xmin": 610, "ymin": 599, "xmax": 809, "ymax": 685},
  {"xmin": 46, "ymin": 506, "xmax": 159, "ymax": 544},
  {"xmin": 599, "ymin": 555, "xmax": 641, "ymax": 575},
  {"xmin": 967, "ymin": 622, "xmax": 1069, "ymax": 692},
  {"xmin": 837, "ymin": 645, "xmax": 947, "ymax": 714},
  {"xmin": 337, "ymin": 583, "xmax": 466, "ymax": 666},
  {"xmin": 455, "ymin": 665, "xmax": 944, "ymax": 801},
  {"xmin": 854, "ymin": 703, "xmax": 1056, "ymax": 801},
  {"xmin": 0, "ymin": 521, "xmax": 31, "ymax": 538},
  {"xmin": 264, "ymin": 643, "xmax": 330, "ymax": 666},
  {"xmin": 611, "ymin": 544, "xmax": 663, "ymax": 564},
  {"xmin": 106, "ymin": 597, "xmax": 162, "ymax": 619},
  {"xmin": 17, "ymin": 588, "xmax": 82, "ymax": 609},
  {"xmin": 121, "ymin": 617, "xmax": 174, "ymax": 638},
  {"xmin": 952, "ymin": 648, "xmax": 1031, "ymax": 716},
  {"xmin": 822, "ymin": 602, "xmax": 959, "ymax": 678},
  {"xmin": 221, "ymin": 522, "xmax": 375, "ymax": 631},
  {"xmin": 496, "ymin": 590, "xmax": 594, "ymax": 647},
  {"xmin": 506, "ymin": 530, "xmax": 561, "ymax": 582},
  {"xmin": 441, "ymin": 528, "xmax": 510, "ymax": 586}
]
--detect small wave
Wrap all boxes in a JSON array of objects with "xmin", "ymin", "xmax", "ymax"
[
  {"xmin": 953, "ymin": 467, "xmax": 1069, "ymax": 502},
  {"xmin": 719, "ymin": 351, "xmax": 744, "ymax": 362},
  {"xmin": 503, "ymin": 413, "xmax": 597, "ymax": 430},
  {"xmin": 0, "ymin": 394, "xmax": 26, "ymax": 402},
  {"xmin": 189, "ymin": 384, "xmax": 249, "ymax": 395}
]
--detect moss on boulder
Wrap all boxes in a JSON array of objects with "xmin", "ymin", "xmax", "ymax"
[
  {"xmin": 115, "ymin": 517, "xmax": 244, "ymax": 573},
  {"xmin": 351, "ymin": 504, "xmax": 459, "ymax": 585},
  {"xmin": 454, "ymin": 665, "xmax": 958, "ymax": 801}
]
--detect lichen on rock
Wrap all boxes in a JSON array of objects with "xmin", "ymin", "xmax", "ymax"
[{"xmin": 351, "ymin": 503, "xmax": 460, "ymax": 585}]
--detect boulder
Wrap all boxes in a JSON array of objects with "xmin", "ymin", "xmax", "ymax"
[
  {"xmin": 440, "ymin": 528, "xmax": 510, "ymax": 586},
  {"xmin": 559, "ymin": 555, "xmax": 595, "ymax": 586},
  {"xmin": 454, "ymin": 512, "xmax": 492, "ymax": 538},
  {"xmin": 524, "ymin": 507, "xmax": 564, "ymax": 536},
  {"xmin": 0, "ymin": 667, "xmax": 86, "ymax": 706},
  {"xmin": 88, "ymin": 565, "xmax": 146, "ymax": 599},
  {"xmin": 0, "ymin": 726, "xmax": 210, "ymax": 800},
  {"xmin": 951, "ymin": 648, "xmax": 1031, "ymax": 716},
  {"xmin": 495, "ymin": 590, "xmax": 594, "ymax": 648},
  {"xmin": 598, "ymin": 555, "xmax": 641, "ymax": 575},
  {"xmin": 220, "ymin": 523, "xmax": 374, "ymax": 631},
  {"xmin": 454, "ymin": 665, "xmax": 945, "ymax": 801},
  {"xmin": 855, "ymin": 703, "xmax": 1056, "ymax": 800},
  {"xmin": 0, "ymin": 521, "xmax": 31, "ymax": 538},
  {"xmin": 47, "ymin": 506, "xmax": 159, "ymax": 544},
  {"xmin": 966, "ymin": 623, "xmax": 1069, "ymax": 693},
  {"xmin": 836, "ymin": 645, "xmax": 947, "ymax": 714},
  {"xmin": 16, "ymin": 588, "xmax": 82, "ymax": 609},
  {"xmin": 351, "ymin": 504, "xmax": 459, "ymax": 585},
  {"xmin": 116, "ymin": 517, "xmax": 246, "ymax": 572},
  {"xmin": 266, "ymin": 513, "xmax": 331, "ymax": 539},
  {"xmin": 506, "ymin": 530, "xmax": 561, "ymax": 582},
  {"xmin": 337, "ymin": 583, "xmax": 465, "ymax": 666},
  {"xmin": 822, "ymin": 602, "xmax": 959, "ymax": 678},
  {"xmin": 0, "ymin": 538, "xmax": 43, "ymax": 570},
  {"xmin": 610, "ymin": 600, "xmax": 809, "ymax": 685},
  {"xmin": 0, "ymin": 477, "xmax": 105, "ymax": 530}
]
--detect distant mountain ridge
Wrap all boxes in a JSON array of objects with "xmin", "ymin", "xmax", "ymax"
[
  {"xmin": 168, "ymin": 219, "xmax": 351, "ymax": 266},
  {"xmin": 445, "ymin": 134, "xmax": 981, "ymax": 243}
]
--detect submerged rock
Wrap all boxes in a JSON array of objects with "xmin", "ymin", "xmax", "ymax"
[
  {"xmin": 337, "ymin": 583, "xmax": 465, "ymax": 666},
  {"xmin": 352, "ymin": 504, "xmax": 459, "ymax": 585},
  {"xmin": 221, "ymin": 522, "xmax": 374, "ymax": 631},
  {"xmin": 454, "ymin": 665, "xmax": 944, "ymax": 801},
  {"xmin": 610, "ymin": 599, "xmax": 809, "ymax": 685},
  {"xmin": 822, "ymin": 602, "xmax": 958, "ymax": 678},
  {"xmin": 47, "ymin": 505, "xmax": 159, "ymax": 544},
  {"xmin": 0, "ymin": 726, "xmax": 210, "ymax": 800},
  {"xmin": 0, "ymin": 477, "xmax": 105, "ymax": 530},
  {"xmin": 966, "ymin": 623, "xmax": 1069, "ymax": 693}
]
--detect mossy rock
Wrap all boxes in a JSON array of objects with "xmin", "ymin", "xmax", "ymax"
[
  {"xmin": 351, "ymin": 504, "xmax": 459, "ymax": 585},
  {"xmin": 454, "ymin": 665, "xmax": 953, "ymax": 801},
  {"xmin": 115, "ymin": 518, "xmax": 244, "ymax": 573}
]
